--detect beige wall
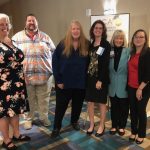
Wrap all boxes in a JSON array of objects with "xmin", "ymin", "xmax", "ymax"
[{"xmin": 0, "ymin": 0, "xmax": 150, "ymax": 45}]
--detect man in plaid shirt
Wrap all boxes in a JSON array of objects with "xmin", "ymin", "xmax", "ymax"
[{"xmin": 12, "ymin": 14, "xmax": 55, "ymax": 127}]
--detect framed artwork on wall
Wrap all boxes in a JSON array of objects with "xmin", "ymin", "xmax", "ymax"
[{"xmin": 91, "ymin": 13, "xmax": 130, "ymax": 44}]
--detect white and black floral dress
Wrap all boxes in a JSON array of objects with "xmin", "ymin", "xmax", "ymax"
[{"xmin": 0, "ymin": 42, "xmax": 29, "ymax": 118}]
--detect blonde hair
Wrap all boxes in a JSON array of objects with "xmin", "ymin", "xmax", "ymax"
[
  {"xmin": 110, "ymin": 30, "xmax": 127, "ymax": 47},
  {"xmin": 0, "ymin": 13, "xmax": 12, "ymax": 29},
  {"xmin": 63, "ymin": 20, "xmax": 88, "ymax": 57}
]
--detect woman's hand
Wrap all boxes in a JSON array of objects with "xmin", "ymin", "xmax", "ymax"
[
  {"xmin": 57, "ymin": 83, "xmax": 64, "ymax": 89},
  {"xmin": 96, "ymin": 81, "xmax": 102, "ymax": 90},
  {"xmin": 136, "ymin": 88, "xmax": 142, "ymax": 101}
]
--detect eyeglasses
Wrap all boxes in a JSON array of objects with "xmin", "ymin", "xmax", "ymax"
[
  {"xmin": 134, "ymin": 36, "xmax": 145, "ymax": 39},
  {"xmin": 94, "ymin": 27, "xmax": 103, "ymax": 30}
]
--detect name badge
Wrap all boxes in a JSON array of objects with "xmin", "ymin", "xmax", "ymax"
[
  {"xmin": 96, "ymin": 46, "xmax": 105, "ymax": 55},
  {"xmin": 110, "ymin": 50, "xmax": 115, "ymax": 58}
]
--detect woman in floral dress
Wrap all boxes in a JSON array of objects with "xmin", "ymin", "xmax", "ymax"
[{"xmin": 0, "ymin": 13, "xmax": 30, "ymax": 150}]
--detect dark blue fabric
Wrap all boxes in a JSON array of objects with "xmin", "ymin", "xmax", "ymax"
[{"xmin": 52, "ymin": 41, "xmax": 88, "ymax": 89}]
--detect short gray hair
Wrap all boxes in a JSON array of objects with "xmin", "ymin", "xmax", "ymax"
[
  {"xmin": 110, "ymin": 30, "xmax": 127, "ymax": 47},
  {"xmin": 0, "ymin": 13, "xmax": 12, "ymax": 29}
]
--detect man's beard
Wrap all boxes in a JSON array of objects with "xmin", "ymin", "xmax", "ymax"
[{"xmin": 27, "ymin": 25, "xmax": 38, "ymax": 32}]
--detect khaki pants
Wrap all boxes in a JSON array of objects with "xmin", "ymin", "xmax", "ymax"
[{"xmin": 27, "ymin": 75, "xmax": 54, "ymax": 120}]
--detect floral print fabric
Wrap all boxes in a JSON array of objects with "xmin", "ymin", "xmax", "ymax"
[
  {"xmin": 0, "ymin": 42, "xmax": 29, "ymax": 118},
  {"xmin": 88, "ymin": 46, "xmax": 99, "ymax": 77}
]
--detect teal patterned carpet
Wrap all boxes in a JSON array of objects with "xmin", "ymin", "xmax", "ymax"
[{"xmin": 0, "ymin": 92, "xmax": 150, "ymax": 150}]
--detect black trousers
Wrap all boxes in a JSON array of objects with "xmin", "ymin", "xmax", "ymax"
[
  {"xmin": 53, "ymin": 87, "xmax": 85, "ymax": 130},
  {"xmin": 128, "ymin": 86, "xmax": 149, "ymax": 138},
  {"xmin": 110, "ymin": 96, "xmax": 129, "ymax": 129}
]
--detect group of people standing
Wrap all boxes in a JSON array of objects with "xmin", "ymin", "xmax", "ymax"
[
  {"xmin": 51, "ymin": 17, "xmax": 150, "ymax": 146},
  {"xmin": 0, "ymin": 12, "xmax": 150, "ymax": 150},
  {"xmin": 51, "ymin": 18, "xmax": 150, "ymax": 146}
]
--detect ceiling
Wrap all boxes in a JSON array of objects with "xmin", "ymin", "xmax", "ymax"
[{"xmin": 0, "ymin": 0, "xmax": 10, "ymax": 6}]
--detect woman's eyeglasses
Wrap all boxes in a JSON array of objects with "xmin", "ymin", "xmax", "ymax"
[{"xmin": 134, "ymin": 36, "xmax": 145, "ymax": 39}]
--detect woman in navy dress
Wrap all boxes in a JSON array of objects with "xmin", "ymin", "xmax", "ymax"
[{"xmin": 51, "ymin": 20, "xmax": 89, "ymax": 138}]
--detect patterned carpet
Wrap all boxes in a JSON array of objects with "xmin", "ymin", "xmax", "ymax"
[{"xmin": 0, "ymin": 92, "xmax": 150, "ymax": 150}]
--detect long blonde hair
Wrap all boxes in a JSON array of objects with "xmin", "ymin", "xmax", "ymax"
[{"xmin": 63, "ymin": 20, "xmax": 88, "ymax": 57}]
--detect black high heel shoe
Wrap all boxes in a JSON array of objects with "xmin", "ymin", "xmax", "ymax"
[
  {"xmin": 86, "ymin": 126, "xmax": 95, "ymax": 135},
  {"xmin": 129, "ymin": 134, "xmax": 136, "ymax": 142},
  {"xmin": 51, "ymin": 129, "xmax": 60, "ymax": 138},
  {"xmin": 109, "ymin": 128, "xmax": 117, "ymax": 135},
  {"xmin": 95, "ymin": 126, "xmax": 105, "ymax": 137},
  {"xmin": 118, "ymin": 129, "xmax": 125, "ymax": 136},
  {"xmin": 135, "ymin": 138, "xmax": 144, "ymax": 144}
]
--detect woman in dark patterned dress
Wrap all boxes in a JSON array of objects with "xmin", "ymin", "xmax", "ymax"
[
  {"xmin": 0, "ymin": 13, "xmax": 30, "ymax": 150},
  {"xmin": 85, "ymin": 20, "xmax": 111, "ymax": 137}
]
